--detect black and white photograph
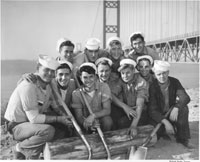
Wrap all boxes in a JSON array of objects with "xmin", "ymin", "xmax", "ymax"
[{"xmin": 1, "ymin": 0, "xmax": 199, "ymax": 160}]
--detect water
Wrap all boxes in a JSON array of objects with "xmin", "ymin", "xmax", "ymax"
[
  {"xmin": 1, "ymin": 75, "xmax": 22, "ymax": 103},
  {"xmin": 169, "ymin": 62, "xmax": 199, "ymax": 89},
  {"xmin": 1, "ymin": 61, "xmax": 199, "ymax": 103}
]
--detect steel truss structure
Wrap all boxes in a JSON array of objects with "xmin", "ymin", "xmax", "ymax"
[
  {"xmin": 103, "ymin": 0, "xmax": 120, "ymax": 48},
  {"xmin": 146, "ymin": 32, "xmax": 200, "ymax": 62}
]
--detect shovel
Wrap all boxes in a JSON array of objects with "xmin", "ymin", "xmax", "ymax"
[{"xmin": 128, "ymin": 106, "xmax": 174, "ymax": 160}]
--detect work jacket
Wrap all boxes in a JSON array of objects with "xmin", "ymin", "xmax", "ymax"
[{"xmin": 148, "ymin": 76, "xmax": 190, "ymax": 123}]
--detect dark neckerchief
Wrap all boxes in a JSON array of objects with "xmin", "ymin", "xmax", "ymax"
[
  {"xmin": 57, "ymin": 80, "xmax": 68, "ymax": 90},
  {"xmin": 142, "ymin": 74, "xmax": 151, "ymax": 81}
]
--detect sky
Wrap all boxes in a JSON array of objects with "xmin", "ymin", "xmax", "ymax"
[
  {"xmin": 1, "ymin": 0, "xmax": 199, "ymax": 60},
  {"xmin": 1, "ymin": 0, "xmax": 104, "ymax": 60}
]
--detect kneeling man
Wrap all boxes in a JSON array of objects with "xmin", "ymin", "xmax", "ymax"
[
  {"xmin": 4, "ymin": 55, "xmax": 72, "ymax": 159},
  {"xmin": 148, "ymin": 60, "xmax": 193, "ymax": 149},
  {"xmin": 72, "ymin": 63, "xmax": 113, "ymax": 133}
]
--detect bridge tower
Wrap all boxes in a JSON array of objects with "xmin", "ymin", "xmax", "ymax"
[{"xmin": 103, "ymin": 0, "xmax": 120, "ymax": 48}]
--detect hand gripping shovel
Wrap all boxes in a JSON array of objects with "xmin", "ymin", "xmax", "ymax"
[
  {"xmin": 50, "ymin": 82, "xmax": 92, "ymax": 159},
  {"xmin": 128, "ymin": 106, "xmax": 173, "ymax": 160},
  {"xmin": 79, "ymin": 88, "xmax": 111, "ymax": 160},
  {"xmin": 73, "ymin": 71, "xmax": 111, "ymax": 159}
]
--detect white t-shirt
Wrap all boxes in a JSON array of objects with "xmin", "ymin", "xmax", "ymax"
[{"xmin": 4, "ymin": 80, "xmax": 53, "ymax": 123}]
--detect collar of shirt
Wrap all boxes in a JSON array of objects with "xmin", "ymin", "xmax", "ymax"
[
  {"xmin": 125, "ymin": 74, "xmax": 139, "ymax": 91},
  {"xmin": 127, "ymin": 74, "xmax": 137, "ymax": 85},
  {"xmin": 86, "ymin": 90, "xmax": 95, "ymax": 98},
  {"xmin": 57, "ymin": 80, "xmax": 69, "ymax": 90},
  {"xmin": 83, "ymin": 80, "xmax": 100, "ymax": 93},
  {"xmin": 60, "ymin": 89, "xmax": 68, "ymax": 100}
]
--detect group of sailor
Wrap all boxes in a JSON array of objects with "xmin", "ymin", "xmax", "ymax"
[{"xmin": 4, "ymin": 32, "xmax": 193, "ymax": 159}]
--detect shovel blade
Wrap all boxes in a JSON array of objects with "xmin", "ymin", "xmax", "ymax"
[{"xmin": 129, "ymin": 146, "xmax": 148, "ymax": 160}]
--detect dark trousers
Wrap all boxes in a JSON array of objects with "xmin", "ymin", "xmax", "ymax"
[
  {"xmin": 50, "ymin": 123, "xmax": 74, "ymax": 140},
  {"xmin": 149, "ymin": 106, "xmax": 190, "ymax": 141},
  {"xmin": 110, "ymin": 105, "xmax": 125, "ymax": 130},
  {"xmin": 111, "ymin": 104, "xmax": 149, "ymax": 130},
  {"xmin": 45, "ymin": 111, "xmax": 75, "ymax": 139}
]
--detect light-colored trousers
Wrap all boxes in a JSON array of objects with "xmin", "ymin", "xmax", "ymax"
[{"xmin": 12, "ymin": 122, "xmax": 55, "ymax": 159}]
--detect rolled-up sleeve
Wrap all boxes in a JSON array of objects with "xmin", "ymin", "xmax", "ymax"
[{"xmin": 25, "ymin": 110, "xmax": 46, "ymax": 123}]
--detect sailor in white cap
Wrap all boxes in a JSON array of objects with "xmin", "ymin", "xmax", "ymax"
[
  {"xmin": 115, "ymin": 58, "xmax": 149, "ymax": 137},
  {"xmin": 56, "ymin": 38, "xmax": 75, "ymax": 63},
  {"xmin": 72, "ymin": 62, "xmax": 113, "ymax": 133},
  {"xmin": 19, "ymin": 58, "xmax": 77, "ymax": 136},
  {"xmin": 137, "ymin": 55, "xmax": 153, "ymax": 65},
  {"xmin": 128, "ymin": 32, "xmax": 159, "ymax": 61},
  {"xmin": 103, "ymin": 36, "xmax": 125, "ymax": 84},
  {"xmin": 85, "ymin": 38, "xmax": 100, "ymax": 50},
  {"xmin": 106, "ymin": 36, "xmax": 123, "ymax": 49},
  {"xmin": 136, "ymin": 55, "xmax": 155, "ymax": 85},
  {"xmin": 58, "ymin": 60, "xmax": 73, "ymax": 71},
  {"xmin": 79, "ymin": 62, "xmax": 97, "ymax": 74},
  {"xmin": 95, "ymin": 57, "xmax": 124, "ymax": 96},
  {"xmin": 148, "ymin": 60, "xmax": 193, "ymax": 149},
  {"xmin": 54, "ymin": 60, "xmax": 76, "ymax": 106},
  {"xmin": 123, "ymin": 45, "xmax": 131, "ymax": 58},
  {"xmin": 39, "ymin": 54, "xmax": 59, "ymax": 68},
  {"xmin": 152, "ymin": 60, "xmax": 170, "ymax": 83},
  {"xmin": 56, "ymin": 38, "xmax": 68, "ymax": 52},
  {"xmin": 19, "ymin": 59, "xmax": 76, "ymax": 113},
  {"xmin": 95, "ymin": 57, "xmax": 112, "ymax": 83},
  {"xmin": 117, "ymin": 58, "xmax": 137, "ymax": 72},
  {"xmin": 84, "ymin": 38, "xmax": 109, "ymax": 63},
  {"xmin": 18, "ymin": 54, "xmax": 60, "ymax": 84},
  {"xmin": 72, "ymin": 38, "xmax": 109, "ymax": 72},
  {"xmin": 106, "ymin": 36, "xmax": 124, "ymax": 61},
  {"xmin": 4, "ymin": 55, "xmax": 73, "ymax": 159},
  {"xmin": 95, "ymin": 57, "xmax": 136, "ymax": 130},
  {"xmin": 83, "ymin": 38, "xmax": 101, "ymax": 63}
]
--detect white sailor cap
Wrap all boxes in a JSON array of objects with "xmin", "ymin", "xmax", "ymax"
[
  {"xmin": 152, "ymin": 60, "xmax": 170, "ymax": 72},
  {"xmin": 38, "ymin": 55, "xmax": 60, "ymax": 70},
  {"xmin": 79, "ymin": 62, "xmax": 97, "ymax": 73},
  {"xmin": 129, "ymin": 31, "xmax": 144, "ymax": 42},
  {"xmin": 118, "ymin": 59, "xmax": 137, "ymax": 72},
  {"xmin": 56, "ymin": 38, "xmax": 70, "ymax": 52},
  {"xmin": 58, "ymin": 60, "xmax": 73, "ymax": 71},
  {"xmin": 95, "ymin": 57, "xmax": 113, "ymax": 67},
  {"xmin": 85, "ymin": 38, "xmax": 100, "ymax": 50},
  {"xmin": 136, "ymin": 55, "xmax": 154, "ymax": 65},
  {"xmin": 106, "ymin": 36, "xmax": 123, "ymax": 48}
]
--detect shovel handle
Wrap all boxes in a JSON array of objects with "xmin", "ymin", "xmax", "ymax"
[
  {"xmin": 73, "ymin": 71, "xmax": 111, "ymax": 159},
  {"xmin": 142, "ymin": 106, "xmax": 174, "ymax": 147},
  {"xmin": 79, "ymin": 88, "xmax": 111, "ymax": 159},
  {"xmin": 50, "ymin": 82, "xmax": 92, "ymax": 160}
]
